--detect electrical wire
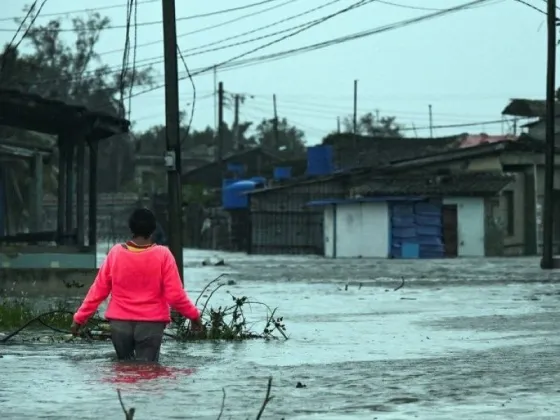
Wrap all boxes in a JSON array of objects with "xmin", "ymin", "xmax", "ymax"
[
  {"xmin": 0, "ymin": 0, "xmax": 159, "ymax": 23},
  {"xmin": 512, "ymin": 0, "xmax": 545, "ymax": 14},
  {"xmin": 128, "ymin": 0, "xmax": 495, "ymax": 100},
  {"xmin": 99, "ymin": 0, "xmax": 301, "ymax": 57},
  {"xmin": 9, "ymin": 0, "xmax": 496, "ymax": 101},
  {"xmin": 377, "ymin": 0, "xmax": 503, "ymax": 11},
  {"xmin": 0, "ymin": 0, "xmax": 285, "ymax": 32},
  {"xmin": 178, "ymin": 45, "xmax": 197, "ymax": 142},
  {"xmin": 120, "ymin": 0, "xmax": 348, "ymax": 69},
  {"xmin": 107, "ymin": 0, "xmax": 352, "ymax": 71},
  {"xmin": 118, "ymin": 0, "xmax": 134, "ymax": 118}
]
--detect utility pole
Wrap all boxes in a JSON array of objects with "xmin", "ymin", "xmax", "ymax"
[
  {"xmin": 337, "ymin": 116, "xmax": 341, "ymax": 133},
  {"xmin": 213, "ymin": 66, "xmax": 218, "ymax": 133},
  {"xmin": 353, "ymin": 79, "xmax": 358, "ymax": 149},
  {"xmin": 541, "ymin": 0, "xmax": 557, "ymax": 269},
  {"xmin": 161, "ymin": 0, "xmax": 183, "ymax": 283},
  {"xmin": 233, "ymin": 94, "xmax": 240, "ymax": 151},
  {"xmin": 273, "ymin": 94, "xmax": 279, "ymax": 151},
  {"xmin": 428, "ymin": 104, "xmax": 433, "ymax": 138},
  {"xmin": 217, "ymin": 82, "xmax": 224, "ymax": 166}
]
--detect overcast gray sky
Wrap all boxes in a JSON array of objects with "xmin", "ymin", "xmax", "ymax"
[{"xmin": 0, "ymin": 0, "xmax": 554, "ymax": 145}]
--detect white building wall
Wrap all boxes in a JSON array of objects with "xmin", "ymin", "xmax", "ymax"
[
  {"xmin": 443, "ymin": 197, "xmax": 485, "ymax": 257},
  {"xmin": 332, "ymin": 202, "xmax": 389, "ymax": 258}
]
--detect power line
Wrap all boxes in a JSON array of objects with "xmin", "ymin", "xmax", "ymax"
[
  {"xmin": 0, "ymin": 0, "xmax": 285, "ymax": 32},
  {"xmin": 127, "ymin": 0, "xmax": 496, "ymax": 100},
  {"xmin": 0, "ymin": 0, "xmax": 160, "ymax": 23},
  {"xmin": 14, "ymin": 0, "xmax": 495, "ymax": 103},
  {"xmin": 101, "ymin": 0, "xmax": 351, "ymax": 71},
  {"xmin": 98, "ymin": 0, "xmax": 302, "ymax": 57},
  {"xmin": 130, "ymin": 0, "xmax": 379, "ymax": 99},
  {"xmin": 377, "ymin": 0, "xmax": 503, "ymax": 11},
  {"xmin": 20, "ymin": 0, "xmax": 373, "ymax": 89}
]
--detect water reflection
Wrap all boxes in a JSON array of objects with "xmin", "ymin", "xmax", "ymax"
[{"xmin": 102, "ymin": 361, "xmax": 196, "ymax": 385}]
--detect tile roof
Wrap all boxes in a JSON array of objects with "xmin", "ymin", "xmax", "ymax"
[{"xmin": 351, "ymin": 172, "xmax": 514, "ymax": 197}]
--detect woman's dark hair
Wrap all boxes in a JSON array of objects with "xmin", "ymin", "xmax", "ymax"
[{"xmin": 128, "ymin": 208, "xmax": 157, "ymax": 239}]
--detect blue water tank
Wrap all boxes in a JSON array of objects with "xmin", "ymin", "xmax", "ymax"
[
  {"xmin": 223, "ymin": 180, "xmax": 256, "ymax": 209},
  {"xmin": 306, "ymin": 145, "xmax": 334, "ymax": 176},
  {"xmin": 273, "ymin": 167, "xmax": 292, "ymax": 180}
]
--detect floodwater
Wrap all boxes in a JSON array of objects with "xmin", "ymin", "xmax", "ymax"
[{"xmin": 2, "ymin": 251, "xmax": 560, "ymax": 419}]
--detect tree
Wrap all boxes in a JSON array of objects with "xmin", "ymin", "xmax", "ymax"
[
  {"xmin": 254, "ymin": 117, "xmax": 306, "ymax": 159},
  {"xmin": 341, "ymin": 112, "xmax": 403, "ymax": 137}
]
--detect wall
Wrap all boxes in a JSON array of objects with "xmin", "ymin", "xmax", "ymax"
[
  {"xmin": 323, "ymin": 205, "xmax": 334, "ymax": 257},
  {"xmin": 442, "ymin": 197, "xmax": 485, "ymax": 257},
  {"xmin": 0, "ymin": 268, "xmax": 95, "ymax": 297},
  {"xmin": 333, "ymin": 202, "xmax": 389, "ymax": 258},
  {"xmin": 250, "ymin": 179, "xmax": 346, "ymax": 255}
]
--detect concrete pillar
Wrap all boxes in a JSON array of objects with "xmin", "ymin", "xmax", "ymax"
[
  {"xmin": 65, "ymin": 141, "xmax": 75, "ymax": 240},
  {"xmin": 524, "ymin": 165, "xmax": 538, "ymax": 256},
  {"xmin": 29, "ymin": 153, "xmax": 43, "ymax": 232},
  {"xmin": 88, "ymin": 140, "xmax": 98, "ymax": 251},
  {"xmin": 76, "ymin": 139, "xmax": 85, "ymax": 247},
  {"xmin": 56, "ymin": 136, "xmax": 67, "ymax": 243}
]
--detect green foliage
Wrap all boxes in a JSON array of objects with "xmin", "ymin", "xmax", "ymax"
[
  {"xmin": 342, "ymin": 112, "xmax": 403, "ymax": 137},
  {"xmin": 0, "ymin": 298, "xmax": 73, "ymax": 330}
]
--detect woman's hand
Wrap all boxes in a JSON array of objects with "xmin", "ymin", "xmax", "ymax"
[
  {"xmin": 70, "ymin": 321, "xmax": 82, "ymax": 336},
  {"xmin": 190, "ymin": 317, "xmax": 204, "ymax": 333}
]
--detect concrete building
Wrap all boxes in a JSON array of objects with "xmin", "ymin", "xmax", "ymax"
[{"xmin": 310, "ymin": 173, "xmax": 512, "ymax": 259}]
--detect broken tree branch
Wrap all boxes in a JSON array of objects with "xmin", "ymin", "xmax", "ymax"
[
  {"xmin": 256, "ymin": 376, "xmax": 274, "ymax": 420},
  {"xmin": 117, "ymin": 389, "xmax": 135, "ymax": 420},
  {"xmin": 393, "ymin": 277, "xmax": 405, "ymax": 291},
  {"xmin": 216, "ymin": 388, "xmax": 226, "ymax": 420}
]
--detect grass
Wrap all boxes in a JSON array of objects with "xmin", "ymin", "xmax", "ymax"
[{"xmin": 0, "ymin": 298, "xmax": 74, "ymax": 331}]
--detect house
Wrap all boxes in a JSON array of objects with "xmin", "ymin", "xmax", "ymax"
[
  {"xmin": 501, "ymin": 98, "xmax": 560, "ymax": 141},
  {"xmin": 247, "ymin": 134, "xmax": 560, "ymax": 257},
  {"xmin": 308, "ymin": 173, "xmax": 513, "ymax": 259}
]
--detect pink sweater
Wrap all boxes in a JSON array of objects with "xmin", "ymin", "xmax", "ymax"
[{"xmin": 73, "ymin": 244, "xmax": 200, "ymax": 325}]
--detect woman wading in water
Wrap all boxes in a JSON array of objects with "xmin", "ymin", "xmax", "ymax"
[{"xmin": 71, "ymin": 208, "xmax": 202, "ymax": 362}]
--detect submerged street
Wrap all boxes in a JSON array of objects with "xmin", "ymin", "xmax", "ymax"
[{"xmin": 1, "ymin": 252, "xmax": 560, "ymax": 419}]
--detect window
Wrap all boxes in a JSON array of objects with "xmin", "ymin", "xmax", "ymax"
[{"xmin": 503, "ymin": 191, "xmax": 514, "ymax": 236}]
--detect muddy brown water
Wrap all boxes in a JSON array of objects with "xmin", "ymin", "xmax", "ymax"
[{"xmin": 1, "ymin": 251, "xmax": 560, "ymax": 419}]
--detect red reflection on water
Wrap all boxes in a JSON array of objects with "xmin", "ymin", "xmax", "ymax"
[{"xmin": 103, "ymin": 362, "xmax": 196, "ymax": 384}]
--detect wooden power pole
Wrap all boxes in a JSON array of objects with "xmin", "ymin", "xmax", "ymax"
[
  {"xmin": 273, "ymin": 94, "xmax": 279, "ymax": 150},
  {"xmin": 217, "ymin": 82, "xmax": 224, "ymax": 174},
  {"xmin": 541, "ymin": 0, "xmax": 557, "ymax": 269},
  {"xmin": 161, "ymin": 0, "xmax": 184, "ymax": 283}
]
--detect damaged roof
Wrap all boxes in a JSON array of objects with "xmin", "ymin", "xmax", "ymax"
[
  {"xmin": 501, "ymin": 98, "xmax": 560, "ymax": 118},
  {"xmin": 351, "ymin": 172, "xmax": 514, "ymax": 197}
]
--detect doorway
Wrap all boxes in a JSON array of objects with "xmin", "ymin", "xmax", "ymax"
[{"xmin": 442, "ymin": 204, "xmax": 458, "ymax": 257}]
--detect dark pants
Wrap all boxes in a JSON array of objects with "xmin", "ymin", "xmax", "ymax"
[{"xmin": 109, "ymin": 320, "xmax": 167, "ymax": 362}]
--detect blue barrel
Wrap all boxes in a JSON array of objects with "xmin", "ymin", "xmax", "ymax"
[
  {"xmin": 223, "ymin": 180, "xmax": 256, "ymax": 209},
  {"xmin": 273, "ymin": 167, "xmax": 292, "ymax": 180},
  {"xmin": 306, "ymin": 145, "xmax": 334, "ymax": 176}
]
